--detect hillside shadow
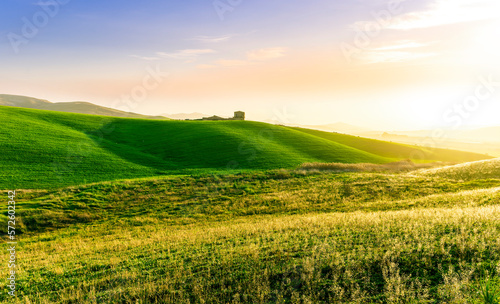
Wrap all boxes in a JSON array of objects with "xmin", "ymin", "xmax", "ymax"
[{"xmin": 85, "ymin": 121, "xmax": 178, "ymax": 173}]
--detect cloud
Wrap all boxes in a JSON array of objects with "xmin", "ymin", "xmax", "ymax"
[
  {"xmin": 350, "ymin": 0, "xmax": 499, "ymax": 32},
  {"xmin": 372, "ymin": 41, "xmax": 428, "ymax": 51},
  {"xmin": 196, "ymin": 47, "xmax": 287, "ymax": 69},
  {"xmin": 191, "ymin": 35, "xmax": 232, "ymax": 43},
  {"xmin": 359, "ymin": 40, "xmax": 435, "ymax": 63},
  {"xmin": 360, "ymin": 50, "xmax": 436, "ymax": 64},
  {"xmin": 157, "ymin": 49, "xmax": 216, "ymax": 60},
  {"xmin": 388, "ymin": 0, "xmax": 500, "ymax": 30},
  {"xmin": 247, "ymin": 47, "xmax": 287, "ymax": 61}
]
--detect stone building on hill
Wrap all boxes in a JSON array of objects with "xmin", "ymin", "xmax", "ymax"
[{"xmin": 233, "ymin": 111, "xmax": 245, "ymax": 120}]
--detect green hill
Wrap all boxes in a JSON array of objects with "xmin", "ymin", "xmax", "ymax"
[
  {"xmin": 0, "ymin": 106, "xmax": 490, "ymax": 189},
  {"xmin": 290, "ymin": 127, "xmax": 490, "ymax": 163},
  {"xmin": 416, "ymin": 158, "xmax": 500, "ymax": 180},
  {"xmin": 0, "ymin": 94, "xmax": 169, "ymax": 119}
]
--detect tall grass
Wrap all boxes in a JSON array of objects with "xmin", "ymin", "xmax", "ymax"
[
  {"xmin": 0, "ymin": 141, "xmax": 497, "ymax": 304},
  {"xmin": 298, "ymin": 160, "xmax": 450, "ymax": 173},
  {"xmin": 5, "ymin": 171, "xmax": 500, "ymax": 235},
  {"xmin": 416, "ymin": 158, "xmax": 500, "ymax": 181},
  {"xmin": 2, "ymin": 205, "xmax": 500, "ymax": 303}
]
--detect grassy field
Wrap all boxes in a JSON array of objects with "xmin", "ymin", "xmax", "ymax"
[
  {"xmin": 417, "ymin": 159, "xmax": 500, "ymax": 181},
  {"xmin": 0, "ymin": 105, "xmax": 491, "ymax": 190},
  {"xmin": 289, "ymin": 127, "xmax": 490, "ymax": 163},
  {"xmin": 2, "ymin": 106, "xmax": 499, "ymax": 303},
  {"xmin": 1, "ymin": 159, "xmax": 500, "ymax": 303}
]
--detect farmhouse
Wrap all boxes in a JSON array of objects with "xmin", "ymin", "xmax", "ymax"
[{"xmin": 233, "ymin": 111, "xmax": 245, "ymax": 120}]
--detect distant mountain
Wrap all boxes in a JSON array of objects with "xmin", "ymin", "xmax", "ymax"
[
  {"xmin": 380, "ymin": 127, "xmax": 500, "ymax": 144},
  {"xmin": 0, "ymin": 94, "xmax": 52, "ymax": 108},
  {"xmin": 162, "ymin": 112, "xmax": 210, "ymax": 120},
  {"xmin": 357, "ymin": 129, "xmax": 500, "ymax": 157},
  {"xmin": 0, "ymin": 94, "xmax": 169, "ymax": 120}
]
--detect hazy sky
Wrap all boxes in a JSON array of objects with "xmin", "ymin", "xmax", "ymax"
[{"xmin": 1, "ymin": 0, "xmax": 499, "ymax": 130}]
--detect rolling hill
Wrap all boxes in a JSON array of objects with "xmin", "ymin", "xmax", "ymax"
[
  {"xmin": 160, "ymin": 112, "xmax": 210, "ymax": 120},
  {"xmin": 368, "ymin": 126, "xmax": 500, "ymax": 144},
  {"xmin": 416, "ymin": 158, "xmax": 500, "ymax": 180},
  {"xmin": 295, "ymin": 122, "xmax": 371, "ymax": 134},
  {"xmin": 289, "ymin": 127, "xmax": 490, "ymax": 163},
  {"xmin": 0, "ymin": 106, "xmax": 491, "ymax": 189},
  {"xmin": 0, "ymin": 94, "xmax": 169, "ymax": 119}
]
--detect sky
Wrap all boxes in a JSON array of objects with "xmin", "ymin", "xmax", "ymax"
[{"xmin": 1, "ymin": 0, "xmax": 499, "ymax": 131}]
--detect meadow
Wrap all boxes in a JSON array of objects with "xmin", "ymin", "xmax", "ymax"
[
  {"xmin": 1, "ymin": 159, "xmax": 500, "ymax": 303},
  {"xmin": 1, "ymin": 106, "xmax": 500, "ymax": 303}
]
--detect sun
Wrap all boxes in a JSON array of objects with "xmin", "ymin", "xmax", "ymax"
[{"xmin": 466, "ymin": 19, "xmax": 500, "ymax": 67}]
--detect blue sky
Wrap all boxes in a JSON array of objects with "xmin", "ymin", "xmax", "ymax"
[{"xmin": 1, "ymin": 0, "xmax": 499, "ymax": 130}]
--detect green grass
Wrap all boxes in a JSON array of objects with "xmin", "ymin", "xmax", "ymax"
[
  {"xmin": 7, "ymin": 170, "xmax": 500, "ymax": 234},
  {"xmin": 1, "ymin": 106, "xmax": 499, "ymax": 303},
  {"xmin": 0, "ymin": 106, "xmax": 491, "ymax": 189},
  {"xmin": 1, "ymin": 160, "xmax": 500, "ymax": 303},
  {"xmin": 417, "ymin": 158, "xmax": 500, "ymax": 181},
  {"xmin": 290, "ymin": 127, "xmax": 490, "ymax": 163}
]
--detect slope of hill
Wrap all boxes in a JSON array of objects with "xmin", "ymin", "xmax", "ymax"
[
  {"xmin": 0, "ymin": 94, "xmax": 52, "ymax": 107},
  {"xmin": 373, "ymin": 126, "xmax": 500, "ymax": 143},
  {"xmin": 0, "ymin": 94, "xmax": 169, "ymax": 119},
  {"xmin": 416, "ymin": 158, "xmax": 500, "ymax": 180},
  {"xmin": 5, "ymin": 168, "xmax": 500, "ymax": 302},
  {"xmin": 359, "ymin": 132, "xmax": 500, "ymax": 157},
  {"xmin": 0, "ymin": 106, "xmax": 491, "ymax": 189},
  {"xmin": 290, "ymin": 127, "xmax": 491, "ymax": 163},
  {"xmin": 162, "ymin": 112, "xmax": 210, "ymax": 120},
  {"xmin": 298, "ymin": 122, "xmax": 371, "ymax": 134}
]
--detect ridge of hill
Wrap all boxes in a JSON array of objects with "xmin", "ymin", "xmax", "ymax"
[
  {"xmin": 290, "ymin": 127, "xmax": 490, "ymax": 163},
  {"xmin": 296, "ymin": 122, "xmax": 371, "ymax": 134},
  {"xmin": 416, "ymin": 158, "xmax": 500, "ymax": 180},
  {"xmin": 0, "ymin": 94, "xmax": 169, "ymax": 119},
  {"xmin": 161, "ymin": 112, "xmax": 210, "ymax": 120},
  {"xmin": 0, "ymin": 106, "xmax": 491, "ymax": 189}
]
